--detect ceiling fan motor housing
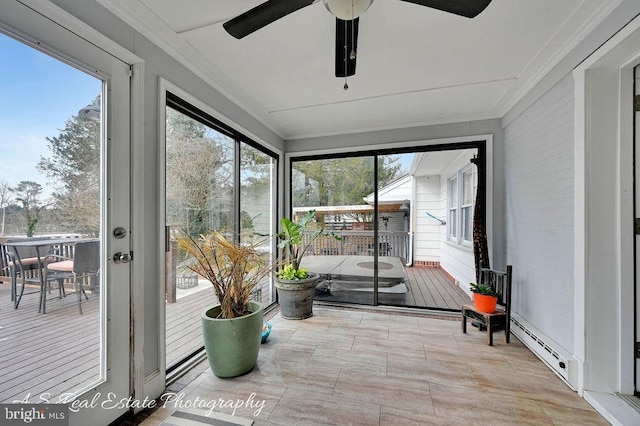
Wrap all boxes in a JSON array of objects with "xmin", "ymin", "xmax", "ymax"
[{"xmin": 324, "ymin": 0, "xmax": 374, "ymax": 20}]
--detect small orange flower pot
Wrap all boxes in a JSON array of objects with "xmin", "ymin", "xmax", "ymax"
[{"xmin": 473, "ymin": 293, "xmax": 497, "ymax": 314}]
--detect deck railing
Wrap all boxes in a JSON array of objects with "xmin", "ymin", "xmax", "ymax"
[{"xmin": 302, "ymin": 230, "xmax": 409, "ymax": 262}]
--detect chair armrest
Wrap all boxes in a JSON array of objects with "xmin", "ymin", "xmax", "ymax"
[{"xmin": 44, "ymin": 254, "xmax": 72, "ymax": 265}]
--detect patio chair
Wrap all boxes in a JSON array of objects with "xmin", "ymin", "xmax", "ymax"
[
  {"xmin": 5, "ymin": 238, "xmax": 60, "ymax": 309},
  {"xmin": 461, "ymin": 265, "xmax": 513, "ymax": 346},
  {"xmin": 46, "ymin": 240, "xmax": 100, "ymax": 314}
]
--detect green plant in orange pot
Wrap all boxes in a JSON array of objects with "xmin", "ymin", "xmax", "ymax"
[{"xmin": 470, "ymin": 282, "xmax": 498, "ymax": 314}]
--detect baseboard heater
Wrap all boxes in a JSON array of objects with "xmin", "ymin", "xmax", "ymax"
[{"xmin": 510, "ymin": 315, "xmax": 576, "ymax": 389}]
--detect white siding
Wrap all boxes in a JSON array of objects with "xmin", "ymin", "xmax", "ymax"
[
  {"xmin": 439, "ymin": 152, "xmax": 476, "ymax": 292},
  {"xmin": 414, "ymin": 175, "xmax": 442, "ymax": 261},
  {"xmin": 504, "ymin": 73, "xmax": 574, "ymax": 353}
]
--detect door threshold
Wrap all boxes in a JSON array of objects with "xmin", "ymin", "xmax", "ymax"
[{"xmin": 584, "ymin": 391, "xmax": 640, "ymax": 426}]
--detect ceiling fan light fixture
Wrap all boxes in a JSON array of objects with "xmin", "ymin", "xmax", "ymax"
[{"xmin": 324, "ymin": 0, "xmax": 373, "ymax": 20}]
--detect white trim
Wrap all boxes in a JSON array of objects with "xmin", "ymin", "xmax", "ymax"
[
  {"xmin": 20, "ymin": 0, "xmax": 142, "ymax": 65},
  {"xmin": 573, "ymin": 10, "xmax": 640, "ymax": 420},
  {"xmin": 584, "ymin": 391, "xmax": 640, "ymax": 426},
  {"xmin": 160, "ymin": 79, "xmax": 283, "ymax": 159},
  {"xmin": 98, "ymin": 0, "xmax": 285, "ymax": 140},
  {"xmin": 573, "ymin": 68, "xmax": 587, "ymax": 396},
  {"xmin": 497, "ymin": 0, "xmax": 624, "ymax": 120}
]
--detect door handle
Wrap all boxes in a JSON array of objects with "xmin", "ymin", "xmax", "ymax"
[{"xmin": 113, "ymin": 252, "xmax": 132, "ymax": 264}]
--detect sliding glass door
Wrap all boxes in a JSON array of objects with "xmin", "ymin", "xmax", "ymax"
[
  {"xmin": 291, "ymin": 144, "xmax": 482, "ymax": 311},
  {"xmin": 164, "ymin": 94, "xmax": 277, "ymax": 369}
]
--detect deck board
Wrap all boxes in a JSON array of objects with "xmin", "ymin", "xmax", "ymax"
[{"xmin": 403, "ymin": 266, "xmax": 470, "ymax": 310}]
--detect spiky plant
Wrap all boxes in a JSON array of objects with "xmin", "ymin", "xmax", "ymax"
[{"xmin": 177, "ymin": 230, "xmax": 271, "ymax": 319}]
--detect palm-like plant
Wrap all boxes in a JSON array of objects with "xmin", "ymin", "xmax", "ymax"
[
  {"xmin": 276, "ymin": 210, "xmax": 340, "ymax": 280},
  {"xmin": 177, "ymin": 231, "xmax": 271, "ymax": 318}
]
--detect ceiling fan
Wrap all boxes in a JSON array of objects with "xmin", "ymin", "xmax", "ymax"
[{"xmin": 223, "ymin": 0, "xmax": 492, "ymax": 82}]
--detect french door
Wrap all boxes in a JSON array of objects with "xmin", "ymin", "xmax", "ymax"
[{"xmin": 0, "ymin": 2, "xmax": 131, "ymax": 425}]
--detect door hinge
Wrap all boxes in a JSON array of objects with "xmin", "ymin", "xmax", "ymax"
[
  {"xmin": 635, "ymin": 218, "xmax": 640, "ymax": 235},
  {"xmin": 636, "ymin": 342, "xmax": 640, "ymax": 359},
  {"xmin": 635, "ymin": 95, "xmax": 640, "ymax": 111}
]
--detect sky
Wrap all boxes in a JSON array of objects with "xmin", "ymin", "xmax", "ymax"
[{"xmin": 0, "ymin": 32, "xmax": 101, "ymax": 201}]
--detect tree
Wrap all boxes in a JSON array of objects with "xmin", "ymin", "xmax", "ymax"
[
  {"xmin": 37, "ymin": 96, "xmax": 101, "ymax": 235},
  {"xmin": 0, "ymin": 180, "xmax": 9, "ymax": 235},
  {"xmin": 165, "ymin": 108, "xmax": 234, "ymax": 236},
  {"xmin": 292, "ymin": 156, "xmax": 402, "ymax": 208},
  {"xmin": 11, "ymin": 181, "xmax": 44, "ymax": 237}
]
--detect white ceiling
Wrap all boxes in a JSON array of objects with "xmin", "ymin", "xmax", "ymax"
[{"xmin": 104, "ymin": 0, "xmax": 620, "ymax": 140}]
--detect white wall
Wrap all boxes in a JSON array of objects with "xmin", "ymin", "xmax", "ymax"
[
  {"xmin": 503, "ymin": 73, "xmax": 575, "ymax": 354},
  {"xmin": 414, "ymin": 175, "xmax": 442, "ymax": 262},
  {"xmin": 438, "ymin": 152, "xmax": 477, "ymax": 293}
]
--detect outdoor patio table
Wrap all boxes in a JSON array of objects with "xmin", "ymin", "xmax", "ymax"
[{"xmin": 7, "ymin": 237, "xmax": 99, "ymax": 313}]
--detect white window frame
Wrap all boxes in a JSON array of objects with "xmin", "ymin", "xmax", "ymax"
[
  {"xmin": 447, "ymin": 176, "xmax": 458, "ymax": 240},
  {"xmin": 448, "ymin": 164, "xmax": 476, "ymax": 245}
]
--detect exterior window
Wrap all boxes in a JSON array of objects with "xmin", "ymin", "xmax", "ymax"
[
  {"xmin": 448, "ymin": 176, "xmax": 457, "ymax": 240},
  {"xmin": 448, "ymin": 165, "xmax": 476, "ymax": 244},
  {"xmin": 461, "ymin": 168, "xmax": 474, "ymax": 242}
]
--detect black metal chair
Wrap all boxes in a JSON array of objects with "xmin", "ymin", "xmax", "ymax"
[
  {"xmin": 461, "ymin": 265, "xmax": 513, "ymax": 346},
  {"xmin": 5, "ymin": 238, "xmax": 59, "ymax": 309},
  {"xmin": 46, "ymin": 241, "xmax": 100, "ymax": 314}
]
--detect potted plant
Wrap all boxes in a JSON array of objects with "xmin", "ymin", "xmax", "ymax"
[
  {"xmin": 177, "ymin": 230, "xmax": 271, "ymax": 377},
  {"xmin": 275, "ymin": 210, "xmax": 340, "ymax": 319},
  {"xmin": 470, "ymin": 282, "xmax": 498, "ymax": 314}
]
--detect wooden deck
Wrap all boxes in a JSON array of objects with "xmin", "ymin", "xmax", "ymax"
[
  {"xmin": 403, "ymin": 266, "xmax": 471, "ymax": 310},
  {"xmin": 0, "ymin": 282, "xmax": 225, "ymax": 403},
  {"xmin": 315, "ymin": 265, "xmax": 471, "ymax": 310},
  {"xmin": 0, "ymin": 266, "xmax": 468, "ymax": 403}
]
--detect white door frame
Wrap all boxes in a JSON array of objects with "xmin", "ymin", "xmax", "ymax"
[{"xmin": 573, "ymin": 13, "xmax": 640, "ymax": 399}]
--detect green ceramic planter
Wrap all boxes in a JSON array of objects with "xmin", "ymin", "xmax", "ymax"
[{"xmin": 201, "ymin": 301, "xmax": 263, "ymax": 378}]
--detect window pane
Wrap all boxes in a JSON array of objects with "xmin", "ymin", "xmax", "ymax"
[
  {"xmin": 449, "ymin": 177, "xmax": 457, "ymax": 208},
  {"xmin": 0, "ymin": 32, "xmax": 104, "ymax": 401},
  {"xmin": 165, "ymin": 106, "xmax": 234, "ymax": 369},
  {"xmin": 462, "ymin": 206, "xmax": 473, "ymax": 241},
  {"xmin": 241, "ymin": 142, "xmax": 275, "ymax": 306},
  {"xmin": 449, "ymin": 208, "xmax": 457, "ymax": 238},
  {"xmin": 463, "ymin": 169, "xmax": 473, "ymax": 205}
]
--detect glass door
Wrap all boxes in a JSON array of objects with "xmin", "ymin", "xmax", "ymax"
[
  {"xmin": 291, "ymin": 148, "xmax": 479, "ymax": 311},
  {"xmin": 292, "ymin": 156, "xmax": 377, "ymax": 305},
  {"xmin": 375, "ymin": 154, "xmax": 413, "ymax": 307},
  {"xmin": 380, "ymin": 149, "xmax": 478, "ymax": 310},
  {"xmin": 164, "ymin": 94, "xmax": 278, "ymax": 370},
  {"xmin": 0, "ymin": 3, "xmax": 131, "ymax": 425}
]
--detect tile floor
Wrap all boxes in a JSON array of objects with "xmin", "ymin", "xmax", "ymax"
[{"xmin": 137, "ymin": 307, "xmax": 608, "ymax": 425}]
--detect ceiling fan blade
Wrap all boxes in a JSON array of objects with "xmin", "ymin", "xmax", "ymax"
[
  {"xmin": 400, "ymin": 0, "xmax": 491, "ymax": 18},
  {"xmin": 335, "ymin": 18, "xmax": 359, "ymax": 78},
  {"xmin": 223, "ymin": 0, "xmax": 316, "ymax": 39}
]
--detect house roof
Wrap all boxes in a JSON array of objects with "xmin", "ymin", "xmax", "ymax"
[{"xmin": 364, "ymin": 175, "xmax": 412, "ymax": 205}]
